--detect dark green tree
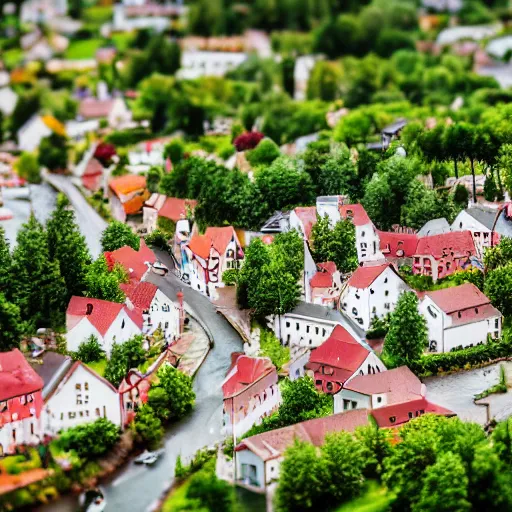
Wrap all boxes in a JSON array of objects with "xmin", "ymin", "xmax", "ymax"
[
  {"xmin": 0, "ymin": 293, "xmax": 23, "ymax": 352},
  {"xmin": 101, "ymin": 221, "xmax": 140, "ymax": 252},
  {"xmin": 84, "ymin": 256, "xmax": 127, "ymax": 303},
  {"xmin": 147, "ymin": 166, "xmax": 164, "ymax": 194},
  {"xmin": 484, "ymin": 264, "xmax": 512, "ymax": 316},
  {"xmin": 104, "ymin": 342, "xmax": 129, "ymax": 387},
  {"xmin": 186, "ymin": 470, "xmax": 234, "ymax": 512},
  {"xmin": 16, "ymin": 152, "xmax": 41, "ymax": 184},
  {"xmin": 131, "ymin": 404, "xmax": 164, "ymax": 450},
  {"xmin": 73, "ymin": 335, "xmax": 105, "ymax": 363},
  {"xmin": 39, "ymin": 133, "xmax": 68, "ymax": 172},
  {"xmin": 317, "ymin": 145, "xmax": 359, "ymax": 198},
  {"xmin": 0, "ymin": 227, "xmax": 12, "ymax": 297}
]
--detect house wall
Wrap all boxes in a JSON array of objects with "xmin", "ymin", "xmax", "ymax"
[
  {"xmin": 66, "ymin": 318, "xmax": 103, "ymax": 354},
  {"xmin": 103, "ymin": 309, "xmax": 142, "ymax": 356},
  {"xmin": 18, "ymin": 117, "xmax": 51, "ymax": 152},
  {"xmin": 288, "ymin": 350, "xmax": 311, "ymax": 381},
  {"xmin": 144, "ymin": 290, "xmax": 180, "ymax": 341},
  {"xmin": 451, "ymin": 211, "xmax": 493, "ymax": 258},
  {"xmin": 143, "ymin": 206, "xmax": 159, "ymax": 233},
  {"xmin": 356, "ymin": 224, "xmax": 383, "ymax": 263},
  {"xmin": 179, "ymin": 51, "xmax": 248, "ymax": 79},
  {"xmin": 42, "ymin": 365, "xmax": 122, "ymax": 436},
  {"xmin": 419, "ymin": 296, "xmax": 446, "ymax": 352},
  {"xmin": 236, "ymin": 449, "xmax": 266, "ymax": 488},
  {"xmin": 444, "ymin": 317, "xmax": 501, "ymax": 352},
  {"xmin": 346, "ymin": 353, "xmax": 387, "ymax": 384},
  {"xmin": 272, "ymin": 314, "xmax": 336, "ymax": 348},
  {"xmin": 108, "ymin": 98, "xmax": 132, "ymax": 128},
  {"xmin": 333, "ymin": 389, "xmax": 370, "ymax": 414},
  {"xmin": 109, "ymin": 193, "xmax": 127, "ymax": 222},
  {"xmin": 0, "ymin": 417, "xmax": 41, "ymax": 455},
  {"xmin": 289, "ymin": 210, "xmax": 309, "ymax": 240}
]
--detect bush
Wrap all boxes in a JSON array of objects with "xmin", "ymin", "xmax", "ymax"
[
  {"xmin": 73, "ymin": 335, "xmax": 105, "ymax": 363},
  {"xmin": 234, "ymin": 131, "xmax": 264, "ymax": 151},
  {"xmin": 222, "ymin": 269, "xmax": 238, "ymax": 285},
  {"xmin": 131, "ymin": 404, "xmax": 164, "ymax": 450},
  {"xmin": 187, "ymin": 470, "xmax": 234, "ymax": 512},
  {"xmin": 366, "ymin": 316, "xmax": 391, "ymax": 340},
  {"xmin": 145, "ymin": 229, "xmax": 170, "ymax": 251},
  {"xmin": 104, "ymin": 127, "xmax": 150, "ymax": 147},
  {"xmin": 259, "ymin": 329, "xmax": 290, "ymax": 371},
  {"xmin": 246, "ymin": 138, "xmax": 281, "ymax": 166}
]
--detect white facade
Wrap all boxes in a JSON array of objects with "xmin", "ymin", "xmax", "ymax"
[
  {"xmin": 0, "ymin": 87, "xmax": 18, "ymax": 116},
  {"xmin": 236, "ymin": 449, "xmax": 278, "ymax": 490},
  {"xmin": 42, "ymin": 364, "xmax": 122, "ymax": 435},
  {"xmin": 18, "ymin": 116, "xmax": 52, "ymax": 152},
  {"xmin": 419, "ymin": 296, "xmax": 502, "ymax": 353},
  {"xmin": 66, "ymin": 309, "xmax": 142, "ymax": 356},
  {"xmin": 108, "ymin": 98, "xmax": 132, "ymax": 128},
  {"xmin": 0, "ymin": 417, "xmax": 41, "ymax": 455},
  {"xmin": 334, "ymin": 388, "xmax": 372, "ymax": 414},
  {"xmin": 340, "ymin": 267, "xmax": 410, "ymax": 331},
  {"xmin": 178, "ymin": 51, "xmax": 247, "ymax": 79},
  {"xmin": 21, "ymin": 0, "xmax": 67, "ymax": 23},
  {"xmin": 288, "ymin": 348, "xmax": 311, "ymax": 381},
  {"xmin": 112, "ymin": 4, "xmax": 170, "ymax": 32},
  {"xmin": 451, "ymin": 210, "xmax": 494, "ymax": 258},
  {"xmin": 356, "ymin": 223, "xmax": 383, "ymax": 263},
  {"xmin": 273, "ymin": 313, "xmax": 336, "ymax": 349}
]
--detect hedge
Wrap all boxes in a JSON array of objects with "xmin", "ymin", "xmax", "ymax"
[{"xmin": 104, "ymin": 127, "xmax": 151, "ymax": 147}]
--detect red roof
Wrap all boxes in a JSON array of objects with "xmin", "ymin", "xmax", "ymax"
[
  {"xmin": 415, "ymin": 231, "xmax": 476, "ymax": 259},
  {"xmin": 310, "ymin": 261, "xmax": 337, "ymax": 288},
  {"xmin": 79, "ymin": 98, "xmax": 115, "ymax": 119},
  {"xmin": 425, "ymin": 283, "xmax": 490, "ymax": 314},
  {"xmin": 106, "ymin": 239, "xmax": 156, "ymax": 281},
  {"xmin": 109, "ymin": 174, "xmax": 147, "ymax": 197},
  {"xmin": 158, "ymin": 197, "xmax": 197, "ymax": 223},
  {"xmin": 0, "ymin": 349, "xmax": 43, "ymax": 401},
  {"xmin": 222, "ymin": 355, "xmax": 275, "ymax": 398},
  {"xmin": 67, "ymin": 296, "xmax": 124, "ymax": 336},
  {"xmin": 187, "ymin": 234, "xmax": 212, "ymax": 260},
  {"xmin": 82, "ymin": 158, "xmax": 103, "ymax": 191},
  {"xmin": 378, "ymin": 230, "xmax": 419, "ymax": 258},
  {"xmin": 371, "ymin": 398, "xmax": 454, "ymax": 428},
  {"xmin": 121, "ymin": 281, "xmax": 158, "ymax": 310},
  {"xmin": 339, "ymin": 204, "xmax": 372, "ymax": 226},
  {"xmin": 308, "ymin": 325, "xmax": 369, "ymax": 371},
  {"xmin": 187, "ymin": 226, "xmax": 239, "ymax": 260},
  {"xmin": 294, "ymin": 206, "xmax": 317, "ymax": 239},
  {"xmin": 347, "ymin": 263, "xmax": 391, "ymax": 289}
]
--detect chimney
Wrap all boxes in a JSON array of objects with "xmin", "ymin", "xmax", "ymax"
[{"xmin": 86, "ymin": 303, "xmax": 93, "ymax": 315}]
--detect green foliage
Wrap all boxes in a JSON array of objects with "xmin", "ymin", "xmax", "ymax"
[
  {"xmin": 164, "ymin": 138, "xmax": 185, "ymax": 165},
  {"xmin": 101, "ymin": 221, "xmax": 140, "ymax": 252},
  {"xmin": 175, "ymin": 454, "xmax": 185, "ymax": 478},
  {"xmin": 187, "ymin": 470, "xmax": 234, "ymax": 512},
  {"xmin": 104, "ymin": 336, "xmax": 146, "ymax": 386},
  {"xmin": 222, "ymin": 268, "xmax": 239, "ymax": 286},
  {"xmin": 0, "ymin": 227, "xmax": 12, "ymax": 299},
  {"xmin": 246, "ymin": 138, "xmax": 281, "ymax": 167},
  {"xmin": 485, "ymin": 264, "xmax": 512, "ymax": 316},
  {"xmin": 131, "ymin": 404, "xmax": 164, "ymax": 450},
  {"xmin": 0, "ymin": 293, "xmax": 23, "ymax": 352},
  {"xmin": 366, "ymin": 315, "xmax": 391, "ymax": 340},
  {"xmin": 307, "ymin": 61, "xmax": 342, "ymax": 101},
  {"xmin": 317, "ymin": 145, "xmax": 359, "ymax": 199},
  {"xmin": 39, "ymin": 134, "xmax": 68, "ymax": 172},
  {"xmin": 383, "ymin": 291, "xmax": 428, "ymax": 368},
  {"xmin": 104, "ymin": 127, "xmax": 151, "ymax": 147},
  {"xmin": 11, "ymin": 90, "xmax": 40, "ymax": 135},
  {"xmin": 84, "ymin": 256, "xmax": 127, "ymax": 303},
  {"xmin": 145, "ymin": 229, "xmax": 170, "ymax": 251},
  {"xmin": 484, "ymin": 237, "xmax": 512, "ymax": 272},
  {"xmin": 484, "ymin": 172, "xmax": 499, "ymax": 202},
  {"xmin": 147, "ymin": 166, "xmax": 164, "ymax": 194},
  {"xmin": 15, "ymin": 152, "xmax": 41, "ymax": 184},
  {"xmin": 355, "ymin": 424, "xmax": 393, "ymax": 479},
  {"xmin": 259, "ymin": 329, "xmax": 290, "ymax": 371},
  {"xmin": 73, "ymin": 335, "xmax": 105, "ymax": 363}
]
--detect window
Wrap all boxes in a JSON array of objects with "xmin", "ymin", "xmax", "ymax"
[
  {"xmin": 384, "ymin": 290, "xmax": 389, "ymax": 296},
  {"xmin": 85, "ymin": 396, "xmax": 89, "ymax": 404},
  {"xmin": 352, "ymin": 307, "xmax": 358, "ymax": 316},
  {"xmin": 326, "ymin": 382, "xmax": 333, "ymax": 391},
  {"xmin": 377, "ymin": 397, "xmax": 382, "ymax": 403},
  {"xmin": 351, "ymin": 401, "xmax": 357, "ymax": 409},
  {"xmin": 84, "ymin": 382, "xmax": 89, "ymax": 391},
  {"xmin": 30, "ymin": 423, "xmax": 34, "ymax": 435},
  {"xmin": 306, "ymin": 325, "xmax": 310, "ymax": 333},
  {"xmin": 384, "ymin": 277, "xmax": 388, "ymax": 284},
  {"xmin": 12, "ymin": 429, "xmax": 16, "ymax": 442},
  {"xmin": 427, "ymin": 305, "xmax": 437, "ymax": 318},
  {"xmin": 20, "ymin": 395, "xmax": 26, "ymax": 405},
  {"xmin": 296, "ymin": 323, "xmax": 300, "ymax": 331},
  {"xmin": 0, "ymin": 401, "xmax": 6, "ymax": 412},
  {"xmin": 286, "ymin": 322, "xmax": 290, "ymax": 328},
  {"xmin": 343, "ymin": 399, "xmax": 350, "ymax": 410},
  {"xmin": 361, "ymin": 231, "xmax": 365, "ymax": 237},
  {"xmin": 370, "ymin": 288, "xmax": 374, "ymax": 294},
  {"xmin": 316, "ymin": 380, "xmax": 322, "ymax": 386},
  {"xmin": 475, "ymin": 308, "xmax": 479, "ymax": 314},
  {"xmin": 496, "ymin": 318, "xmax": 500, "ymax": 329},
  {"xmin": 360, "ymin": 243, "xmax": 367, "ymax": 249},
  {"xmin": 60, "ymin": 413, "xmax": 64, "ymax": 420},
  {"xmin": 121, "ymin": 319, "xmax": 125, "ymax": 329},
  {"xmin": 384, "ymin": 303, "xmax": 390, "ymax": 310},
  {"xmin": 76, "ymin": 396, "xmax": 82, "ymax": 405},
  {"xmin": 95, "ymin": 408, "xmax": 101, "ymax": 417},
  {"xmin": 389, "ymin": 416, "xmax": 396, "ymax": 424},
  {"xmin": 75, "ymin": 384, "xmax": 81, "ymax": 390},
  {"xmin": 69, "ymin": 412, "xmax": 76, "ymax": 419},
  {"xmin": 162, "ymin": 304, "xmax": 171, "ymax": 312},
  {"xmin": 368, "ymin": 364, "xmax": 371, "ymax": 374},
  {"xmin": 315, "ymin": 327, "xmax": 319, "ymax": 335},
  {"xmin": 458, "ymin": 311, "xmax": 462, "ymax": 318},
  {"xmin": 86, "ymin": 410, "xmax": 89, "ymax": 417},
  {"xmin": 165, "ymin": 322, "xmax": 169, "ymax": 329},
  {"xmin": 408, "ymin": 412, "xmax": 413, "ymax": 419},
  {"xmin": 322, "ymin": 328, "xmax": 326, "ymax": 337},
  {"xmin": 79, "ymin": 411, "xmax": 84, "ymax": 418}
]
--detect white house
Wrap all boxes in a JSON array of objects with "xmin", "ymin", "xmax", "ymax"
[
  {"xmin": 17, "ymin": 115, "xmax": 65, "ymax": 152},
  {"xmin": 20, "ymin": 0, "xmax": 67, "ymax": 23},
  {"xmin": 308, "ymin": 261, "xmax": 342, "ymax": 307},
  {"xmin": 66, "ymin": 296, "xmax": 143, "ymax": 356},
  {"xmin": 340, "ymin": 263, "xmax": 410, "ymax": 331},
  {"xmin": 294, "ymin": 55, "xmax": 322, "ymax": 101},
  {"xmin": 41, "ymin": 361, "xmax": 122, "ymax": 435},
  {"xmin": 419, "ymin": 283, "xmax": 502, "ymax": 353},
  {"xmin": 178, "ymin": 51, "xmax": 247, "ymax": 79},
  {"xmin": 289, "ymin": 206, "xmax": 317, "ymax": 241},
  {"xmin": 78, "ymin": 97, "xmax": 132, "ymax": 129},
  {"xmin": 0, "ymin": 87, "xmax": 18, "ymax": 117}
]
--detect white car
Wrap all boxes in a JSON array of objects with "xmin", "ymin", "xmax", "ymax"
[{"xmin": 152, "ymin": 261, "xmax": 169, "ymax": 276}]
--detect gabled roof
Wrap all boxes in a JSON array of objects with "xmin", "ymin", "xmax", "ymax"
[
  {"xmin": 159, "ymin": 197, "xmax": 197, "ymax": 222},
  {"xmin": 347, "ymin": 263, "xmax": 391, "ymax": 289},
  {"xmin": 382, "ymin": 118, "xmax": 407, "ymax": 135},
  {"xmin": 222, "ymin": 355, "xmax": 276, "ymax": 399},
  {"xmin": 344, "ymin": 366, "xmax": 423, "ymax": 404},
  {"xmin": 425, "ymin": 283, "xmax": 490, "ymax": 314},
  {"xmin": 378, "ymin": 230, "xmax": 419, "ymax": 257},
  {"xmin": 79, "ymin": 98, "xmax": 116, "ymax": 119},
  {"xmin": 0, "ymin": 349, "xmax": 44, "ymax": 401},
  {"xmin": 106, "ymin": 239, "xmax": 156, "ymax": 281},
  {"xmin": 293, "ymin": 206, "xmax": 317, "ymax": 239},
  {"xmin": 371, "ymin": 398, "xmax": 454, "ymax": 428},
  {"xmin": 188, "ymin": 226, "xmax": 238, "ymax": 260},
  {"xmin": 188, "ymin": 234, "xmax": 212, "ymax": 260},
  {"xmin": 464, "ymin": 207, "xmax": 498, "ymax": 231},
  {"xmin": 308, "ymin": 325, "xmax": 370, "ymax": 372},
  {"xmin": 30, "ymin": 352, "xmax": 72, "ymax": 391},
  {"xmin": 66, "ymin": 296, "xmax": 124, "ymax": 336},
  {"xmin": 339, "ymin": 204, "xmax": 372, "ymax": 227},
  {"xmin": 109, "ymin": 174, "xmax": 147, "ymax": 197},
  {"xmin": 235, "ymin": 409, "xmax": 369, "ymax": 461},
  {"xmin": 310, "ymin": 261, "xmax": 337, "ymax": 288},
  {"xmin": 415, "ymin": 231, "xmax": 476, "ymax": 258},
  {"xmin": 121, "ymin": 281, "xmax": 158, "ymax": 310}
]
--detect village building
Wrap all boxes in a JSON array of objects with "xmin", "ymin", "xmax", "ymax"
[
  {"xmin": 183, "ymin": 226, "xmax": 244, "ymax": 298},
  {"xmin": 108, "ymin": 174, "xmax": 149, "ymax": 222},
  {"xmin": 17, "ymin": 115, "xmax": 66, "ymax": 152},
  {"xmin": 222, "ymin": 354, "xmax": 281, "ymax": 437},
  {"xmin": 333, "ymin": 366, "xmax": 425, "ymax": 414},
  {"xmin": 0, "ymin": 349, "xmax": 44, "ymax": 455},
  {"xmin": 106, "ymin": 239, "xmax": 157, "ymax": 283},
  {"xmin": 143, "ymin": 193, "xmax": 197, "ymax": 234},
  {"xmin": 260, "ymin": 211, "xmax": 290, "ymax": 235},
  {"xmin": 178, "ymin": 51, "xmax": 248, "ymax": 79},
  {"xmin": 340, "ymin": 263, "xmax": 410, "ymax": 331},
  {"xmin": 78, "ymin": 97, "xmax": 132, "ymax": 129},
  {"xmin": 65, "ymin": 296, "xmax": 143, "ymax": 356},
  {"xmin": 80, "ymin": 157, "xmax": 103, "ymax": 192},
  {"xmin": 419, "ymin": 283, "xmax": 502, "ymax": 352},
  {"xmin": 305, "ymin": 325, "xmax": 386, "ymax": 395},
  {"xmin": 289, "ymin": 206, "xmax": 317, "ymax": 241},
  {"xmin": 309, "ymin": 261, "xmax": 342, "ymax": 307},
  {"xmin": 285, "ymin": 346, "xmax": 311, "ymax": 381}
]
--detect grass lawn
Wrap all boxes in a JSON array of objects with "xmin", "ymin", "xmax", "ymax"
[
  {"xmin": 162, "ymin": 480, "xmax": 191, "ymax": 512},
  {"xmin": 65, "ymin": 39, "xmax": 104, "ymax": 59},
  {"xmin": 111, "ymin": 32, "xmax": 134, "ymax": 52},
  {"xmin": 336, "ymin": 482, "xmax": 395, "ymax": 512},
  {"xmin": 3, "ymin": 48, "xmax": 23, "ymax": 68},
  {"xmin": 86, "ymin": 359, "xmax": 107, "ymax": 377},
  {"xmin": 83, "ymin": 5, "xmax": 113, "ymax": 24}
]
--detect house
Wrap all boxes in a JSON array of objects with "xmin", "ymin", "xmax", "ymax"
[
  {"xmin": 294, "ymin": 55, "xmax": 321, "ymax": 101},
  {"xmin": 419, "ymin": 283, "xmax": 502, "ymax": 352},
  {"xmin": 78, "ymin": 97, "xmax": 131, "ymax": 129},
  {"xmin": 285, "ymin": 346, "xmax": 311, "ymax": 381},
  {"xmin": 178, "ymin": 51, "xmax": 248, "ymax": 80},
  {"xmin": 289, "ymin": 206, "xmax": 317, "ymax": 241},
  {"xmin": 0, "ymin": 349, "xmax": 44, "ymax": 455},
  {"xmin": 65, "ymin": 296, "xmax": 142, "ymax": 356},
  {"xmin": 377, "ymin": 230, "xmax": 418, "ymax": 263},
  {"xmin": 305, "ymin": 325, "xmax": 386, "ymax": 394},
  {"xmin": 21, "ymin": 0, "xmax": 67, "ymax": 23},
  {"xmin": 260, "ymin": 211, "xmax": 290, "ymax": 235},
  {"xmin": 81, "ymin": 157, "xmax": 103, "ymax": 192},
  {"xmin": 143, "ymin": 193, "xmax": 197, "ymax": 234},
  {"xmin": 222, "ymin": 354, "xmax": 281, "ymax": 437},
  {"xmin": 309, "ymin": 261, "xmax": 342, "ymax": 307},
  {"xmin": 17, "ymin": 115, "xmax": 66, "ymax": 152},
  {"xmin": 106, "ymin": 239, "xmax": 157, "ymax": 282},
  {"xmin": 381, "ymin": 118, "xmax": 407, "ymax": 150},
  {"xmin": 108, "ymin": 174, "xmax": 149, "ymax": 222},
  {"xmin": 0, "ymin": 87, "xmax": 18, "ymax": 117},
  {"xmin": 121, "ymin": 281, "xmax": 180, "ymax": 342},
  {"xmin": 340, "ymin": 263, "xmax": 410, "ymax": 330},
  {"xmin": 413, "ymin": 231, "xmax": 478, "ymax": 281},
  {"xmin": 417, "ymin": 218, "xmax": 451, "ymax": 237},
  {"xmin": 35, "ymin": 358, "xmax": 122, "ymax": 435},
  {"xmin": 183, "ymin": 226, "xmax": 244, "ymax": 298},
  {"xmin": 234, "ymin": 409, "xmax": 370, "ymax": 491},
  {"xmin": 333, "ymin": 366, "xmax": 425, "ymax": 414}
]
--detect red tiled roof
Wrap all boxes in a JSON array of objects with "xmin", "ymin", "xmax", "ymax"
[
  {"xmin": 67, "ymin": 296, "xmax": 124, "ymax": 336},
  {"xmin": 79, "ymin": 98, "xmax": 115, "ymax": 119},
  {"xmin": 344, "ymin": 366, "xmax": 423, "ymax": 404},
  {"xmin": 451, "ymin": 303, "xmax": 501, "ymax": 326},
  {"xmin": 347, "ymin": 263, "xmax": 390, "ymax": 289},
  {"xmin": 205, "ymin": 226, "xmax": 237, "ymax": 254},
  {"xmin": 158, "ymin": 197, "xmax": 197, "ymax": 223},
  {"xmin": 106, "ymin": 239, "xmax": 156, "ymax": 281},
  {"xmin": 122, "ymin": 195, "xmax": 145, "ymax": 215},
  {"xmin": 371, "ymin": 398, "xmax": 454, "ymax": 428},
  {"xmin": 222, "ymin": 355, "xmax": 276, "ymax": 398},
  {"xmin": 235, "ymin": 409, "xmax": 370, "ymax": 461},
  {"xmin": 308, "ymin": 325, "xmax": 369, "ymax": 371},
  {"xmin": 415, "ymin": 231, "xmax": 476, "ymax": 259},
  {"xmin": 83, "ymin": 157, "xmax": 103, "ymax": 177},
  {"xmin": 187, "ymin": 234, "xmax": 212, "ymax": 260},
  {"xmin": 425, "ymin": 283, "xmax": 490, "ymax": 314},
  {"xmin": 109, "ymin": 174, "xmax": 147, "ymax": 197},
  {"xmin": 121, "ymin": 281, "xmax": 158, "ymax": 310},
  {"xmin": 0, "ymin": 349, "xmax": 43, "ymax": 401},
  {"xmin": 378, "ymin": 231, "xmax": 419, "ymax": 257},
  {"xmin": 339, "ymin": 204, "xmax": 372, "ymax": 226},
  {"xmin": 294, "ymin": 206, "xmax": 317, "ymax": 239},
  {"xmin": 310, "ymin": 261, "xmax": 337, "ymax": 288}
]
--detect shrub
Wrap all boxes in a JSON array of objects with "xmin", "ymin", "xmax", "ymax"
[
  {"xmin": 233, "ymin": 131, "xmax": 264, "ymax": 151},
  {"xmin": 104, "ymin": 127, "xmax": 150, "ymax": 147},
  {"xmin": 73, "ymin": 335, "xmax": 105, "ymax": 363},
  {"xmin": 246, "ymin": 138, "xmax": 281, "ymax": 166},
  {"xmin": 145, "ymin": 229, "xmax": 170, "ymax": 251},
  {"xmin": 131, "ymin": 404, "xmax": 164, "ymax": 450},
  {"xmin": 222, "ymin": 269, "xmax": 238, "ymax": 285}
]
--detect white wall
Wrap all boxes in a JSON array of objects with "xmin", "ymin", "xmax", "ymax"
[
  {"xmin": 43, "ymin": 364, "xmax": 121, "ymax": 436},
  {"xmin": 356, "ymin": 224, "xmax": 383, "ymax": 263},
  {"xmin": 237, "ymin": 449, "xmax": 266, "ymax": 488},
  {"xmin": 66, "ymin": 318, "xmax": 102, "ymax": 354},
  {"xmin": 108, "ymin": 98, "xmax": 132, "ymax": 128},
  {"xmin": 273, "ymin": 314, "xmax": 336, "ymax": 348},
  {"xmin": 333, "ymin": 389, "xmax": 370, "ymax": 414},
  {"xmin": 0, "ymin": 417, "xmax": 41, "ymax": 455},
  {"xmin": 346, "ymin": 353, "xmax": 387, "ymax": 385},
  {"xmin": 289, "ymin": 350, "xmax": 311, "ymax": 381},
  {"xmin": 419, "ymin": 296, "xmax": 446, "ymax": 353},
  {"xmin": 178, "ymin": 51, "xmax": 247, "ymax": 79},
  {"xmin": 451, "ymin": 210, "xmax": 492, "ymax": 258},
  {"xmin": 144, "ymin": 289, "xmax": 180, "ymax": 341},
  {"xmin": 18, "ymin": 117, "xmax": 51, "ymax": 152}
]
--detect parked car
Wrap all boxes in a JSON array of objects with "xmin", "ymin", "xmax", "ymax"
[{"xmin": 152, "ymin": 261, "xmax": 169, "ymax": 276}]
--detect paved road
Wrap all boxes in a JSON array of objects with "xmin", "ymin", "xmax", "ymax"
[{"xmin": 44, "ymin": 174, "xmax": 107, "ymax": 258}]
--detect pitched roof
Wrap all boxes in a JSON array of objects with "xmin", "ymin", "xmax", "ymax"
[
  {"xmin": 106, "ymin": 239, "xmax": 156, "ymax": 281},
  {"xmin": 121, "ymin": 281, "xmax": 158, "ymax": 310},
  {"xmin": 188, "ymin": 226, "xmax": 238, "ymax": 260},
  {"xmin": 415, "ymin": 231, "xmax": 476, "ymax": 258},
  {"xmin": 30, "ymin": 351, "xmax": 72, "ymax": 390},
  {"xmin": 425, "ymin": 283, "xmax": 490, "ymax": 314},
  {"xmin": 465, "ymin": 207, "xmax": 499, "ymax": 231},
  {"xmin": 66, "ymin": 296, "xmax": 124, "ymax": 336},
  {"xmin": 310, "ymin": 261, "xmax": 337, "ymax": 288},
  {"xmin": 294, "ymin": 206, "xmax": 317, "ymax": 239},
  {"xmin": 235, "ymin": 409, "xmax": 369, "ymax": 461},
  {"xmin": 109, "ymin": 174, "xmax": 147, "ymax": 197},
  {"xmin": 378, "ymin": 231, "xmax": 419, "ymax": 257},
  {"xmin": 188, "ymin": 234, "xmax": 212, "ymax": 260},
  {"xmin": 344, "ymin": 366, "xmax": 423, "ymax": 404},
  {"xmin": 308, "ymin": 325, "xmax": 370, "ymax": 373},
  {"xmin": 0, "ymin": 349, "xmax": 44, "ymax": 401},
  {"xmin": 347, "ymin": 263, "xmax": 390, "ymax": 289},
  {"xmin": 222, "ymin": 355, "xmax": 276, "ymax": 398},
  {"xmin": 339, "ymin": 204, "xmax": 372, "ymax": 227},
  {"xmin": 158, "ymin": 197, "xmax": 197, "ymax": 222},
  {"xmin": 79, "ymin": 98, "xmax": 116, "ymax": 119},
  {"xmin": 371, "ymin": 398, "xmax": 454, "ymax": 428}
]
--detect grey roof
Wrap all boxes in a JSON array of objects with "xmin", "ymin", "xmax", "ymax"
[
  {"xmin": 366, "ymin": 141, "xmax": 383, "ymax": 151},
  {"xmin": 465, "ymin": 207, "xmax": 499, "ymax": 231},
  {"xmin": 382, "ymin": 118, "xmax": 407, "ymax": 136},
  {"xmin": 418, "ymin": 218, "xmax": 451, "ymax": 237},
  {"xmin": 30, "ymin": 351, "xmax": 73, "ymax": 398},
  {"xmin": 495, "ymin": 209, "xmax": 512, "ymax": 238},
  {"xmin": 261, "ymin": 211, "xmax": 290, "ymax": 233}
]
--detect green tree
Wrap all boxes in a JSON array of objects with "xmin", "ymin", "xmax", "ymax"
[
  {"xmin": 186, "ymin": 470, "xmax": 234, "ymax": 512},
  {"xmin": 84, "ymin": 256, "xmax": 127, "ymax": 303},
  {"xmin": 307, "ymin": 61, "xmax": 341, "ymax": 101},
  {"xmin": 39, "ymin": 133, "xmax": 68, "ymax": 172},
  {"xmin": 484, "ymin": 264, "xmax": 512, "ymax": 316},
  {"xmin": 46, "ymin": 194, "xmax": 91, "ymax": 299},
  {"xmin": 163, "ymin": 138, "xmax": 185, "ymax": 166},
  {"xmin": 334, "ymin": 110, "xmax": 373, "ymax": 146},
  {"xmin": 101, "ymin": 221, "xmax": 140, "ymax": 252},
  {"xmin": 484, "ymin": 237, "xmax": 512, "ymax": 272},
  {"xmin": 147, "ymin": 166, "xmax": 164, "ymax": 194},
  {"xmin": 15, "ymin": 152, "xmax": 41, "ymax": 184},
  {"xmin": 0, "ymin": 227, "xmax": 12, "ymax": 297},
  {"xmin": 498, "ymin": 144, "xmax": 512, "ymax": 197},
  {"xmin": 383, "ymin": 291, "xmax": 428, "ymax": 367},
  {"xmin": 122, "ymin": 335, "xmax": 146, "ymax": 370},
  {"xmin": 0, "ymin": 293, "xmax": 23, "ymax": 352},
  {"xmin": 153, "ymin": 364, "xmax": 196, "ymax": 420},
  {"xmin": 246, "ymin": 138, "xmax": 281, "ymax": 167},
  {"xmin": 131, "ymin": 404, "xmax": 164, "ymax": 450},
  {"xmin": 73, "ymin": 335, "xmax": 104, "ymax": 363},
  {"xmin": 104, "ymin": 342, "xmax": 129, "ymax": 387},
  {"xmin": 188, "ymin": 0, "xmax": 223, "ymax": 36},
  {"xmin": 355, "ymin": 422, "xmax": 393, "ymax": 479},
  {"xmin": 11, "ymin": 90, "xmax": 40, "ymax": 136},
  {"xmin": 317, "ymin": 145, "xmax": 358, "ymax": 198}
]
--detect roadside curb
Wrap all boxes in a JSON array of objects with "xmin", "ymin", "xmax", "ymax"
[
  {"xmin": 183, "ymin": 301, "xmax": 214, "ymax": 346},
  {"xmin": 216, "ymin": 308, "xmax": 250, "ymax": 343}
]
